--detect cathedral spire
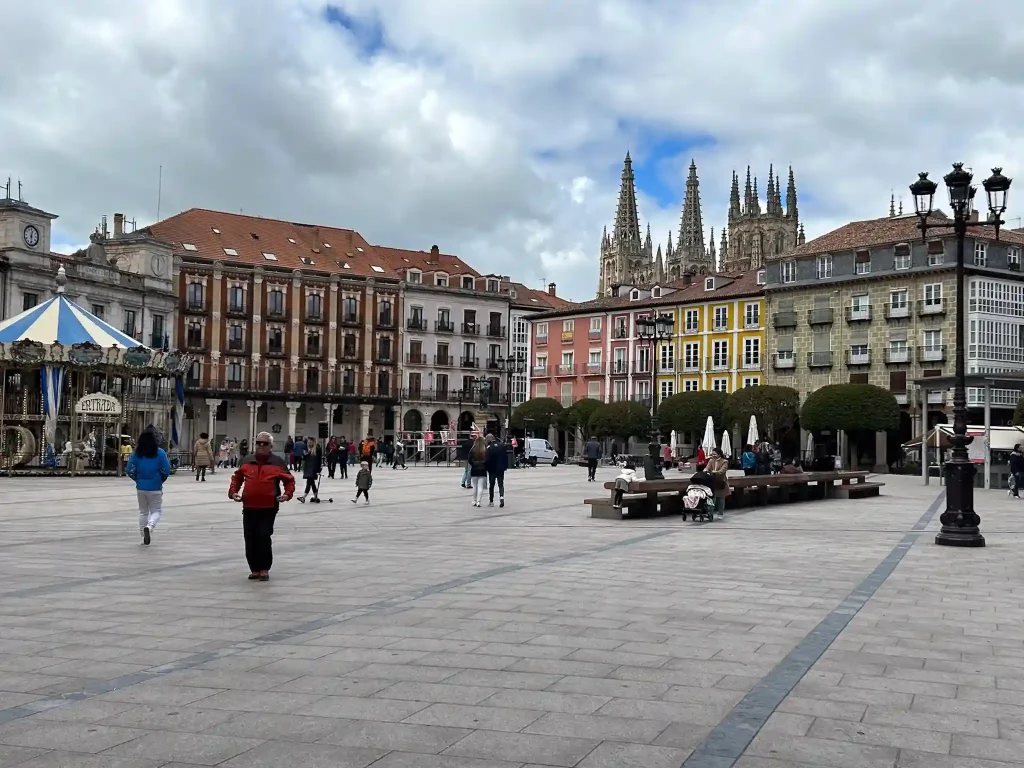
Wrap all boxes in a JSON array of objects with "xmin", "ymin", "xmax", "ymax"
[
  {"xmin": 889, "ymin": 192, "xmax": 896, "ymax": 218},
  {"xmin": 612, "ymin": 151, "xmax": 642, "ymax": 247},
  {"xmin": 752, "ymin": 176, "xmax": 761, "ymax": 215},
  {"xmin": 744, "ymin": 166, "xmax": 752, "ymax": 214},
  {"xmin": 729, "ymin": 171, "xmax": 741, "ymax": 220},
  {"xmin": 677, "ymin": 159, "xmax": 706, "ymax": 268},
  {"xmin": 775, "ymin": 170, "xmax": 783, "ymax": 212},
  {"xmin": 719, "ymin": 227, "xmax": 729, "ymax": 272},
  {"xmin": 786, "ymin": 165, "xmax": 798, "ymax": 220},
  {"xmin": 645, "ymin": 222, "xmax": 653, "ymax": 256},
  {"xmin": 766, "ymin": 165, "xmax": 776, "ymax": 214},
  {"xmin": 798, "ymin": 222, "xmax": 806, "ymax": 246},
  {"xmin": 655, "ymin": 244, "xmax": 664, "ymax": 283},
  {"xmin": 708, "ymin": 227, "xmax": 716, "ymax": 269},
  {"xmin": 666, "ymin": 229, "xmax": 673, "ymax": 260}
]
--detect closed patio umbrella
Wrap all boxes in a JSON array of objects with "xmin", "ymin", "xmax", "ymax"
[
  {"xmin": 720, "ymin": 430, "xmax": 732, "ymax": 459},
  {"xmin": 701, "ymin": 416, "xmax": 716, "ymax": 455},
  {"xmin": 746, "ymin": 415, "xmax": 759, "ymax": 447}
]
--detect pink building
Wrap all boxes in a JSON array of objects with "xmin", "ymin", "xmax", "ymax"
[{"xmin": 529, "ymin": 311, "xmax": 608, "ymax": 406}]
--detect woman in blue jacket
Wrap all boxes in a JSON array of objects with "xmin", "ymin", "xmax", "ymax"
[{"xmin": 126, "ymin": 430, "xmax": 171, "ymax": 545}]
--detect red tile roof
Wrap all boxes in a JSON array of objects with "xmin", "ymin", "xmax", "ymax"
[
  {"xmin": 371, "ymin": 244, "xmax": 480, "ymax": 278},
  {"xmin": 789, "ymin": 212, "xmax": 1024, "ymax": 257},
  {"xmin": 508, "ymin": 282, "xmax": 575, "ymax": 311},
  {"xmin": 144, "ymin": 208, "xmax": 402, "ymax": 280}
]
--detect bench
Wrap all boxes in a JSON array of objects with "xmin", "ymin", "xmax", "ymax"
[{"xmin": 590, "ymin": 471, "xmax": 881, "ymax": 519}]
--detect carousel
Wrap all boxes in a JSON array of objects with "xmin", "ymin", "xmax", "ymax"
[{"xmin": 0, "ymin": 265, "xmax": 191, "ymax": 475}]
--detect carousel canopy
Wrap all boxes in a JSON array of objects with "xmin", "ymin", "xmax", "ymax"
[{"xmin": 0, "ymin": 294, "xmax": 142, "ymax": 348}]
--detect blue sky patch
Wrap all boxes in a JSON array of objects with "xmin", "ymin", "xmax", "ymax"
[
  {"xmin": 323, "ymin": 4, "xmax": 387, "ymax": 58},
  {"xmin": 620, "ymin": 125, "xmax": 717, "ymax": 208}
]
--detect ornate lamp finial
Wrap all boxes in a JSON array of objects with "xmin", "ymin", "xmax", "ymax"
[{"xmin": 55, "ymin": 264, "xmax": 67, "ymax": 294}]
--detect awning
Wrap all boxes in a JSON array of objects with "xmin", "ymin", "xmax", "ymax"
[{"xmin": 0, "ymin": 294, "xmax": 142, "ymax": 348}]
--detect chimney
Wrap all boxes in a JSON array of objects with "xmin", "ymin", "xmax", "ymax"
[
  {"xmin": 430, "ymin": 245, "xmax": 439, "ymax": 255},
  {"xmin": 682, "ymin": 273, "xmax": 692, "ymax": 286},
  {"xmin": 113, "ymin": 213, "xmax": 124, "ymax": 238},
  {"xmin": 547, "ymin": 282, "xmax": 556, "ymax": 296}
]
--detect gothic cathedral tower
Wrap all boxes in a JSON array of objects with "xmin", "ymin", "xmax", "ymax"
[
  {"xmin": 722, "ymin": 165, "xmax": 803, "ymax": 272},
  {"xmin": 597, "ymin": 152, "xmax": 655, "ymax": 297},
  {"xmin": 665, "ymin": 160, "xmax": 713, "ymax": 279}
]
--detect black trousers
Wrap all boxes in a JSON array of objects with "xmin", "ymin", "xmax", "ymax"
[
  {"xmin": 242, "ymin": 508, "xmax": 277, "ymax": 572},
  {"xmin": 339, "ymin": 457, "xmax": 349, "ymax": 478},
  {"xmin": 303, "ymin": 478, "xmax": 317, "ymax": 497},
  {"xmin": 586, "ymin": 459, "xmax": 598, "ymax": 480},
  {"xmin": 195, "ymin": 466, "xmax": 207, "ymax": 481},
  {"xmin": 355, "ymin": 489, "xmax": 369, "ymax": 501},
  {"xmin": 488, "ymin": 472, "xmax": 505, "ymax": 501}
]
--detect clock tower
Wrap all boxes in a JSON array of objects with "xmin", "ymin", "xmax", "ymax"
[{"xmin": 0, "ymin": 190, "xmax": 57, "ymax": 254}]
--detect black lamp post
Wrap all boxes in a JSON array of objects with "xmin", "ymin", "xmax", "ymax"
[
  {"xmin": 498, "ymin": 353, "xmax": 527, "ymax": 441},
  {"xmin": 635, "ymin": 312, "xmax": 676, "ymax": 477},
  {"xmin": 909, "ymin": 163, "xmax": 1012, "ymax": 548}
]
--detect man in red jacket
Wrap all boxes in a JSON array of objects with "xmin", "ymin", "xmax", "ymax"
[{"xmin": 229, "ymin": 431, "xmax": 294, "ymax": 581}]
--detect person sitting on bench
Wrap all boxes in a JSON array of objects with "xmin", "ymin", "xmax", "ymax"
[
  {"xmin": 780, "ymin": 457, "xmax": 805, "ymax": 475},
  {"xmin": 612, "ymin": 460, "xmax": 638, "ymax": 509}
]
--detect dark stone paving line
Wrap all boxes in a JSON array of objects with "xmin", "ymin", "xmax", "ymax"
[
  {"xmin": 0, "ymin": 527, "xmax": 676, "ymax": 727},
  {"xmin": 680, "ymin": 490, "xmax": 947, "ymax": 768}
]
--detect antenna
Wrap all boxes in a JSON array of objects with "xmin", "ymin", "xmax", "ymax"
[
  {"xmin": 17, "ymin": 179, "xmax": 22, "ymax": 201},
  {"xmin": 156, "ymin": 165, "xmax": 163, "ymax": 221},
  {"xmin": 1, "ymin": 178, "xmax": 9, "ymax": 200}
]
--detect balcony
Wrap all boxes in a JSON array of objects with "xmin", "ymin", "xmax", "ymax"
[
  {"xmin": 741, "ymin": 357, "xmax": 761, "ymax": 371},
  {"xmin": 744, "ymin": 316, "xmax": 761, "ymax": 330},
  {"xmin": 266, "ymin": 306, "xmax": 287, "ymax": 321},
  {"xmin": 927, "ymin": 391, "xmax": 948, "ymax": 405},
  {"xmin": 772, "ymin": 353, "xmax": 795, "ymax": 370},
  {"xmin": 149, "ymin": 333, "xmax": 169, "ymax": 350},
  {"xmin": 683, "ymin": 324, "xmax": 700, "ymax": 335},
  {"xmin": 588, "ymin": 328, "xmax": 602, "ymax": 340},
  {"xmin": 585, "ymin": 362, "xmax": 605, "ymax": 375},
  {"xmin": 613, "ymin": 326, "xmax": 628, "ymax": 339},
  {"xmin": 772, "ymin": 311, "xmax": 797, "ymax": 329},
  {"xmin": 340, "ymin": 345, "xmax": 358, "ymax": 360},
  {"xmin": 846, "ymin": 349, "xmax": 871, "ymax": 366},
  {"xmin": 682, "ymin": 361, "xmax": 700, "ymax": 373},
  {"xmin": 807, "ymin": 351, "xmax": 834, "ymax": 368},
  {"xmin": 807, "ymin": 308, "xmax": 834, "ymax": 325},
  {"xmin": 555, "ymin": 364, "xmax": 577, "ymax": 376},
  {"xmin": 707, "ymin": 357, "xmax": 729, "ymax": 372},
  {"xmin": 560, "ymin": 331, "xmax": 574, "ymax": 342},
  {"xmin": 266, "ymin": 343, "xmax": 285, "ymax": 357},
  {"xmin": 884, "ymin": 303, "xmax": 910, "ymax": 320},
  {"xmin": 436, "ymin": 320, "xmax": 455, "ymax": 333},
  {"xmin": 486, "ymin": 358, "xmax": 502, "ymax": 370},
  {"xmin": 486, "ymin": 324, "xmax": 506, "ymax": 338},
  {"xmin": 226, "ymin": 339, "xmax": 246, "ymax": 354},
  {"xmin": 434, "ymin": 354, "xmax": 453, "ymax": 367},
  {"xmin": 305, "ymin": 312, "xmax": 325, "ymax": 325},
  {"xmin": 631, "ymin": 394, "xmax": 653, "ymax": 409},
  {"xmin": 226, "ymin": 303, "xmax": 247, "ymax": 318},
  {"xmin": 185, "ymin": 338, "xmax": 204, "ymax": 352},
  {"xmin": 532, "ymin": 364, "xmax": 548, "ymax": 376},
  {"xmin": 462, "ymin": 322, "xmax": 480, "ymax": 335},
  {"xmin": 893, "ymin": 392, "xmax": 909, "ymax": 405},
  {"xmin": 406, "ymin": 353, "xmax": 427, "ymax": 365},
  {"xmin": 712, "ymin": 321, "xmax": 728, "ymax": 332},
  {"xmin": 227, "ymin": 379, "xmax": 244, "ymax": 391},
  {"xmin": 845, "ymin": 305, "xmax": 872, "ymax": 323},
  {"xmin": 659, "ymin": 362, "xmax": 675, "ymax": 374},
  {"xmin": 885, "ymin": 347, "xmax": 912, "ymax": 364},
  {"xmin": 375, "ymin": 351, "xmax": 396, "ymax": 365},
  {"xmin": 632, "ymin": 362, "xmax": 652, "ymax": 375},
  {"xmin": 917, "ymin": 299, "xmax": 946, "ymax": 317},
  {"xmin": 461, "ymin": 356, "xmax": 479, "ymax": 368},
  {"xmin": 407, "ymin": 317, "xmax": 428, "ymax": 331},
  {"xmin": 377, "ymin": 314, "xmax": 395, "ymax": 329},
  {"xmin": 918, "ymin": 345, "xmax": 946, "ymax": 363},
  {"xmin": 609, "ymin": 361, "xmax": 629, "ymax": 375},
  {"xmin": 304, "ymin": 344, "xmax": 323, "ymax": 358},
  {"xmin": 184, "ymin": 300, "xmax": 206, "ymax": 315},
  {"xmin": 341, "ymin": 313, "xmax": 360, "ymax": 327},
  {"xmin": 535, "ymin": 335, "xmax": 548, "ymax": 346}
]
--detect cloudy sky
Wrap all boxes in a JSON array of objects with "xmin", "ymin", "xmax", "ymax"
[{"xmin": 3, "ymin": 0, "xmax": 1022, "ymax": 300}]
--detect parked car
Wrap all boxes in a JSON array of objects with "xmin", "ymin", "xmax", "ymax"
[{"xmin": 524, "ymin": 438, "xmax": 560, "ymax": 467}]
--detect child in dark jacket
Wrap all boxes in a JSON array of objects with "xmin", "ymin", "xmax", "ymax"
[{"xmin": 352, "ymin": 461, "xmax": 373, "ymax": 504}]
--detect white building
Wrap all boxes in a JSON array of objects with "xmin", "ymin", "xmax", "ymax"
[{"xmin": 967, "ymin": 273, "xmax": 1024, "ymax": 411}]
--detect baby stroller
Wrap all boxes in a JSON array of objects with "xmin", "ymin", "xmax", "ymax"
[{"xmin": 681, "ymin": 483, "xmax": 715, "ymax": 521}]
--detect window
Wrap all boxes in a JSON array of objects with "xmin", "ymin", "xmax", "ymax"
[
  {"xmin": 267, "ymin": 289, "xmax": 284, "ymax": 315},
  {"xmin": 684, "ymin": 379, "xmax": 699, "ymax": 392},
  {"xmin": 535, "ymin": 383, "xmax": 548, "ymax": 397},
  {"xmin": 850, "ymin": 343, "xmax": 869, "ymax": 364},
  {"xmin": 889, "ymin": 339, "xmax": 909, "ymax": 363},
  {"xmin": 684, "ymin": 342, "xmax": 700, "ymax": 371},
  {"xmin": 513, "ymin": 316, "xmax": 528, "ymax": 344},
  {"xmin": 560, "ymin": 350, "xmax": 574, "ymax": 369},
  {"xmin": 227, "ymin": 323, "xmax": 244, "ymax": 351},
  {"xmin": 187, "ymin": 282, "xmax": 204, "ymax": 308},
  {"xmin": 91, "ymin": 304, "xmax": 105, "ymax": 319},
  {"xmin": 894, "ymin": 243, "xmax": 911, "ymax": 270},
  {"xmin": 535, "ymin": 354, "xmax": 547, "ymax": 372},
  {"xmin": 889, "ymin": 371, "xmax": 907, "ymax": 393},
  {"xmin": 816, "ymin": 254, "xmax": 832, "ymax": 279},
  {"xmin": 305, "ymin": 367, "xmax": 320, "ymax": 391},
  {"xmin": 182, "ymin": 243, "xmax": 197, "ymax": 251},
  {"xmin": 21, "ymin": 293, "xmax": 38, "ymax": 311},
  {"xmin": 636, "ymin": 346, "xmax": 651, "ymax": 374},
  {"xmin": 339, "ymin": 333, "xmax": 354, "ymax": 358},
  {"xmin": 850, "ymin": 293, "xmax": 870, "ymax": 320},
  {"xmin": 342, "ymin": 368, "xmax": 356, "ymax": 394},
  {"xmin": 186, "ymin": 360, "xmax": 200, "ymax": 385},
  {"xmin": 123, "ymin": 309, "xmax": 137, "ymax": 337},
  {"xmin": 743, "ymin": 338, "xmax": 760, "ymax": 369},
  {"xmin": 1008, "ymin": 247, "xmax": 1021, "ymax": 270},
  {"xmin": 652, "ymin": 286, "xmax": 661, "ymax": 298},
  {"xmin": 487, "ymin": 278, "xmax": 499, "ymax": 292},
  {"xmin": 891, "ymin": 289, "xmax": 908, "ymax": 309},
  {"xmin": 563, "ymin": 319, "xmax": 573, "ymax": 333},
  {"xmin": 343, "ymin": 296, "xmax": 358, "ymax": 322},
  {"xmin": 855, "ymin": 250, "xmax": 870, "ymax": 274},
  {"xmin": 713, "ymin": 340, "xmax": 729, "ymax": 370},
  {"xmin": 685, "ymin": 309, "xmax": 699, "ymax": 332},
  {"xmin": 262, "ymin": 252, "xmax": 277, "ymax": 261},
  {"xmin": 704, "ymin": 278, "xmax": 714, "ymax": 291},
  {"xmin": 560, "ymin": 382, "xmax": 573, "ymax": 407},
  {"xmin": 613, "ymin": 348, "xmax": 627, "ymax": 374},
  {"xmin": 462, "ymin": 275, "xmax": 474, "ymax": 289},
  {"xmin": 713, "ymin": 306, "xmax": 728, "ymax": 331},
  {"xmin": 306, "ymin": 330, "xmax": 321, "ymax": 356},
  {"xmin": 635, "ymin": 380, "xmax": 650, "ymax": 401},
  {"xmin": 408, "ymin": 269, "xmax": 422, "ymax": 284},
  {"xmin": 974, "ymin": 241, "xmax": 988, "ymax": 267},
  {"xmin": 588, "ymin": 381, "xmax": 601, "ymax": 398},
  {"xmin": 149, "ymin": 314, "xmax": 165, "ymax": 347},
  {"xmin": 379, "ymin": 299, "xmax": 393, "ymax": 326},
  {"xmin": 436, "ymin": 373, "xmax": 450, "ymax": 399},
  {"xmin": 371, "ymin": 265, "xmax": 385, "ymax": 274},
  {"xmin": 589, "ymin": 317, "xmax": 602, "ymax": 332},
  {"xmin": 268, "ymin": 326, "xmax": 284, "ymax": 353},
  {"xmin": 744, "ymin": 303, "xmax": 760, "ymax": 328},
  {"xmin": 927, "ymin": 240, "xmax": 945, "ymax": 266},
  {"xmin": 660, "ymin": 380, "xmax": 674, "ymax": 400},
  {"xmin": 186, "ymin": 322, "xmax": 202, "ymax": 348},
  {"xmin": 378, "ymin": 337, "xmax": 393, "ymax": 361},
  {"xmin": 435, "ymin": 273, "xmax": 448, "ymax": 287},
  {"xmin": 223, "ymin": 248, "xmax": 238, "ymax": 256},
  {"xmin": 613, "ymin": 380, "xmax": 627, "ymax": 402},
  {"xmin": 756, "ymin": 269, "xmax": 766, "ymax": 285},
  {"xmin": 922, "ymin": 330, "xmax": 943, "ymax": 361},
  {"xmin": 712, "ymin": 378, "xmax": 729, "ymax": 392},
  {"xmin": 589, "ymin": 350, "xmax": 601, "ymax": 365},
  {"xmin": 659, "ymin": 343, "xmax": 674, "ymax": 372},
  {"xmin": 306, "ymin": 293, "xmax": 323, "ymax": 319},
  {"xmin": 227, "ymin": 361, "xmax": 243, "ymax": 387},
  {"xmin": 742, "ymin": 376, "xmax": 760, "ymax": 388},
  {"xmin": 923, "ymin": 283, "xmax": 943, "ymax": 307},
  {"xmin": 781, "ymin": 260, "xmax": 796, "ymax": 283},
  {"xmin": 228, "ymin": 285, "xmax": 244, "ymax": 313}
]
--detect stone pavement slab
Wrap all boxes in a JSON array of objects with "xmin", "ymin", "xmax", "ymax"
[{"xmin": 0, "ymin": 468, "xmax": 1023, "ymax": 767}]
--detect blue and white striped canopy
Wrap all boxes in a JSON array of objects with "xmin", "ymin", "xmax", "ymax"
[{"xmin": 0, "ymin": 294, "xmax": 142, "ymax": 348}]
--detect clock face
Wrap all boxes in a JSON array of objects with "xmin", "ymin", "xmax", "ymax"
[{"xmin": 23, "ymin": 225, "xmax": 39, "ymax": 247}]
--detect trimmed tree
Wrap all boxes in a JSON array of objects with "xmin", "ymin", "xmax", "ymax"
[
  {"xmin": 1014, "ymin": 395, "xmax": 1024, "ymax": 427},
  {"xmin": 656, "ymin": 390, "xmax": 729, "ymax": 440},
  {"xmin": 588, "ymin": 400, "xmax": 652, "ymax": 444},
  {"xmin": 724, "ymin": 385, "xmax": 801, "ymax": 439},
  {"xmin": 558, "ymin": 397, "xmax": 603, "ymax": 440},
  {"xmin": 511, "ymin": 397, "xmax": 563, "ymax": 433},
  {"xmin": 801, "ymin": 384, "xmax": 900, "ymax": 433}
]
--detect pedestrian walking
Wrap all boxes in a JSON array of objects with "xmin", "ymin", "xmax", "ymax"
[
  {"xmin": 229, "ymin": 432, "xmax": 294, "ymax": 581},
  {"xmin": 291, "ymin": 435, "xmax": 307, "ymax": 472},
  {"xmin": 1009, "ymin": 443, "xmax": 1024, "ymax": 499},
  {"xmin": 297, "ymin": 437, "xmax": 323, "ymax": 503},
  {"xmin": 338, "ymin": 436, "xmax": 350, "ymax": 478},
  {"xmin": 706, "ymin": 447, "xmax": 730, "ymax": 517},
  {"xmin": 326, "ymin": 436, "xmax": 339, "ymax": 478},
  {"xmin": 392, "ymin": 437, "xmax": 407, "ymax": 469},
  {"xmin": 192, "ymin": 432, "xmax": 215, "ymax": 481},
  {"xmin": 460, "ymin": 435, "xmax": 474, "ymax": 488},
  {"xmin": 126, "ymin": 429, "xmax": 171, "ymax": 546},
  {"xmin": 485, "ymin": 435, "xmax": 507, "ymax": 507},
  {"xmin": 217, "ymin": 438, "xmax": 230, "ymax": 468},
  {"xmin": 352, "ymin": 460, "xmax": 372, "ymax": 504},
  {"xmin": 284, "ymin": 436, "xmax": 294, "ymax": 467},
  {"xmin": 469, "ymin": 436, "xmax": 488, "ymax": 507},
  {"xmin": 238, "ymin": 439, "xmax": 249, "ymax": 461},
  {"xmin": 582, "ymin": 436, "xmax": 602, "ymax": 482}
]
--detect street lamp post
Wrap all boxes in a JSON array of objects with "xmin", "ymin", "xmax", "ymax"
[
  {"xmin": 635, "ymin": 312, "xmax": 676, "ymax": 478},
  {"xmin": 498, "ymin": 353, "xmax": 527, "ymax": 441},
  {"xmin": 909, "ymin": 163, "xmax": 1012, "ymax": 548}
]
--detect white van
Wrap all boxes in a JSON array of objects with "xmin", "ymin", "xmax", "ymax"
[{"xmin": 525, "ymin": 438, "xmax": 559, "ymax": 466}]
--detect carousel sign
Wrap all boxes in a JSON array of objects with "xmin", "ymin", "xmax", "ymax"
[{"xmin": 74, "ymin": 393, "xmax": 123, "ymax": 417}]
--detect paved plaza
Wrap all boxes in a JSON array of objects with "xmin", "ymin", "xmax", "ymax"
[{"xmin": 0, "ymin": 465, "xmax": 1023, "ymax": 768}]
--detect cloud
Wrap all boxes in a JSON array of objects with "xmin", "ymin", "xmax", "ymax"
[{"xmin": 3, "ymin": 0, "xmax": 1023, "ymax": 301}]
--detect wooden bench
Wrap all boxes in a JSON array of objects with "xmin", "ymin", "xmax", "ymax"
[{"xmin": 589, "ymin": 471, "xmax": 880, "ymax": 519}]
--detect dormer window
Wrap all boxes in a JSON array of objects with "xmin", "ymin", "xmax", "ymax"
[
  {"xmin": 630, "ymin": 289, "xmax": 640, "ymax": 301},
  {"xmin": 436, "ymin": 273, "xmax": 449, "ymax": 287},
  {"xmin": 756, "ymin": 269, "xmax": 766, "ymax": 285},
  {"xmin": 408, "ymin": 269, "xmax": 422, "ymax": 284},
  {"xmin": 461, "ymin": 275, "xmax": 474, "ymax": 290},
  {"xmin": 652, "ymin": 286, "xmax": 661, "ymax": 298},
  {"xmin": 705, "ymin": 278, "xmax": 714, "ymax": 291},
  {"xmin": 487, "ymin": 278, "xmax": 499, "ymax": 292}
]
